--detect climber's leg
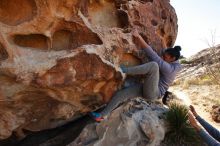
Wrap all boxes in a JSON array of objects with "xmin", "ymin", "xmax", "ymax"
[
  {"xmin": 100, "ymin": 84, "xmax": 143, "ymax": 117},
  {"xmin": 122, "ymin": 61, "xmax": 160, "ymax": 100},
  {"xmin": 123, "ymin": 61, "xmax": 158, "ymax": 75},
  {"xmin": 142, "ymin": 62, "xmax": 160, "ymax": 100}
]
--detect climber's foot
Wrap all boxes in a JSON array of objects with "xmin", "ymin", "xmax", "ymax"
[{"xmin": 89, "ymin": 112, "xmax": 104, "ymax": 122}]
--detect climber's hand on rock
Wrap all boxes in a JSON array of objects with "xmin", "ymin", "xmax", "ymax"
[
  {"xmin": 132, "ymin": 29, "xmax": 151, "ymax": 49},
  {"xmin": 132, "ymin": 29, "xmax": 141, "ymax": 38},
  {"xmin": 132, "ymin": 29, "xmax": 143, "ymax": 46},
  {"xmin": 132, "ymin": 29, "xmax": 143, "ymax": 50}
]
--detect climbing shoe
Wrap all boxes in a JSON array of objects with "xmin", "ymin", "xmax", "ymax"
[
  {"xmin": 162, "ymin": 91, "xmax": 172, "ymax": 105},
  {"xmin": 89, "ymin": 112, "xmax": 104, "ymax": 122}
]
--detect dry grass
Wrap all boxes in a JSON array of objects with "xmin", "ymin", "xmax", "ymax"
[
  {"xmin": 181, "ymin": 74, "xmax": 215, "ymax": 89},
  {"xmin": 170, "ymin": 84, "xmax": 220, "ymax": 130}
]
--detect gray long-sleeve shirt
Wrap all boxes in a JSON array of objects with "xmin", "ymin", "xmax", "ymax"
[
  {"xmin": 197, "ymin": 116, "xmax": 220, "ymax": 146},
  {"xmin": 142, "ymin": 47, "xmax": 182, "ymax": 96}
]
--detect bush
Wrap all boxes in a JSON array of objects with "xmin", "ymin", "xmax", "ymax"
[
  {"xmin": 180, "ymin": 59, "xmax": 191, "ymax": 64},
  {"xmin": 164, "ymin": 102, "xmax": 202, "ymax": 145}
]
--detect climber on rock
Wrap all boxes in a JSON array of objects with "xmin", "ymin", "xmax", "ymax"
[{"xmin": 90, "ymin": 29, "xmax": 182, "ymax": 122}]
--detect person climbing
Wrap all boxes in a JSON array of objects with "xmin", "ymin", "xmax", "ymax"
[
  {"xmin": 90, "ymin": 29, "xmax": 182, "ymax": 122},
  {"xmin": 188, "ymin": 105, "xmax": 220, "ymax": 146}
]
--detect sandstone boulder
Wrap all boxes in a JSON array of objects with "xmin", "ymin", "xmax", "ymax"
[{"xmin": 0, "ymin": 0, "xmax": 177, "ymax": 139}]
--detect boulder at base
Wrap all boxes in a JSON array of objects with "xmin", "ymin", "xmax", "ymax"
[{"xmin": 69, "ymin": 98, "xmax": 168, "ymax": 146}]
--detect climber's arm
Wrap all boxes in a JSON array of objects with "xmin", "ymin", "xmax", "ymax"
[
  {"xmin": 132, "ymin": 30, "xmax": 151, "ymax": 50},
  {"xmin": 132, "ymin": 30, "xmax": 175, "ymax": 73}
]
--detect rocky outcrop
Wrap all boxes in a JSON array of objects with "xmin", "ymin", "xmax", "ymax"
[
  {"xmin": 68, "ymin": 98, "xmax": 167, "ymax": 146},
  {"xmin": 175, "ymin": 45, "xmax": 220, "ymax": 84},
  {"xmin": 0, "ymin": 0, "xmax": 177, "ymax": 139},
  {"xmin": 211, "ymin": 105, "xmax": 220, "ymax": 123},
  {"xmin": 172, "ymin": 45, "xmax": 220, "ymax": 129}
]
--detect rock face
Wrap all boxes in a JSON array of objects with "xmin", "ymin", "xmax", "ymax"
[
  {"xmin": 175, "ymin": 45, "xmax": 220, "ymax": 84},
  {"xmin": 0, "ymin": 0, "xmax": 177, "ymax": 139},
  {"xmin": 68, "ymin": 98, "xmax": 167, "ymax": 146},
  {"xmin": 211, "ymin": 105, "xmax": 220, "ymax": 123}
]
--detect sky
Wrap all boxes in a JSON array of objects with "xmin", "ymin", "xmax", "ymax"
[{"xmin": 170, "ymin": 0, "xmax": 220, "ymax": 57}]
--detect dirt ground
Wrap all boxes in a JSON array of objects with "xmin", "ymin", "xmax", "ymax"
[{"xmin": 170, "ymin": 84, "xmax": 220, "ymax": 130}]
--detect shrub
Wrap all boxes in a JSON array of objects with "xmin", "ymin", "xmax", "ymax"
[
  {"xmin": 180, "ymin": 59, "xmax": 191, "ymax": 64},
  {"xmin": 164, "ymin": 102, "xmax": 202, "ymax": 145}
]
